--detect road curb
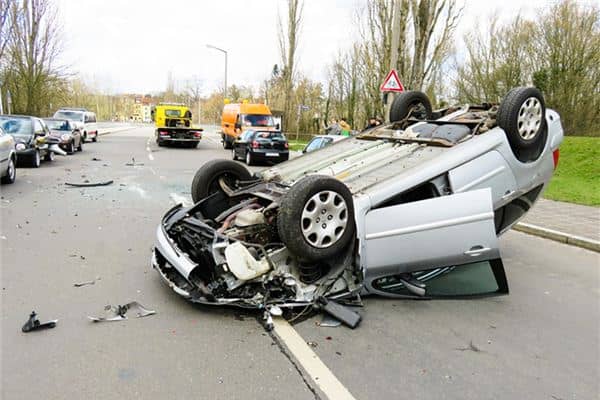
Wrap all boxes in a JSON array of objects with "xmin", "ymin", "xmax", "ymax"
[{"xmin": 513, "ymin": 222, "xmax": 600, "ymax": 253}]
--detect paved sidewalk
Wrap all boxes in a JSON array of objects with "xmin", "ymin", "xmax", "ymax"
[{"xmin": 515, "ymin": 198, "xmax": 599, "ymax": 251}]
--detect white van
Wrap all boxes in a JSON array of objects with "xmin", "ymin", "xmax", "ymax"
[{"xmin": 53, "ymin": 108, "xmax": 99, "ymax": 142}]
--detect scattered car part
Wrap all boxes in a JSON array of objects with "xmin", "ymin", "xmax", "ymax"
[
  {"xmin": 87, "ymin": 301, "xmax": 155, "ymax": 322},
  {"xmin": 65, "ymin": 180, "xmax": 114, "ymax": 187},
  {"xmin": 22, "ymin": 311, "xmax": 58, "ymax": 332},
  {"xmin": 73, "ymin": 280, "xmax": 95, "ymax": 287},
  {"xmin": 318, "ymin": 297, "xmax": 361, "ymax": 329}
]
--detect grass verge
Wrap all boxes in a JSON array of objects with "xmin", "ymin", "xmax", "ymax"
[{"xmin": 544, "ymin": 136, "xmax": 599, "ymax": 206}]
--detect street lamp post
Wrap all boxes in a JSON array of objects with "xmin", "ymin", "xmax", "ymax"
[{"xmin": 206, "ymin": 44, "xmax": 228, "ymax": 99}]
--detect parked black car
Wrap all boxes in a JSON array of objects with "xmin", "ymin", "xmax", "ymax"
[
  {"xmin": 231, "ymin": 130, "xmax": 289, "ymax": 165},
  {"xmin": 43, "ymin": 118, "xmax": 83, "ymax": 154},
  {"xmin": 0, "ymin": 115, "xmax": 53, "ymax": 167}
]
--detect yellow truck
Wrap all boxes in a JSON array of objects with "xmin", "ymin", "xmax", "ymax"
[
  {"xmin": 152, "ymin": 103, "xmax": 203, "ymax": 148},
  {"xmin": 220, "ymin": 102, "xmax": 278, "ymax": 149}
]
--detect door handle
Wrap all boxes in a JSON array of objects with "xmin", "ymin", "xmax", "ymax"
[{"xmin": 464, "ymin": 246, "xmax": 491, "ymax": 256}]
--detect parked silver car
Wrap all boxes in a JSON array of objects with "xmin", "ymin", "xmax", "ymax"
[
  {"xmin": 152, "ymin": 87, "xmax": 563, "ymax": 326},
  {"xmin": 0, "ymin": 126, "xmax": 17, "ymax": 184}
]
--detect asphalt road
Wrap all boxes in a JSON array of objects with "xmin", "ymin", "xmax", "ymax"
[{"xmin": 1, "ymin": 125, "xmax": 598, "ymax": 400}]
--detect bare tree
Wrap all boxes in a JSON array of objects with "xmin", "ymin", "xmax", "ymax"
[
  {"xmin": 3, "ymin": 0, "xmax": 67, "ymax": 115},
  {"xmin": 277, "ymin": 0, "xmax": 303, "ymax": 132}
]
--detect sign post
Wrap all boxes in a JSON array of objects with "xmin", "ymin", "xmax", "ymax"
[{"xmin": 381, "ymin": 69, "xmax": 404, "ymax": 123}]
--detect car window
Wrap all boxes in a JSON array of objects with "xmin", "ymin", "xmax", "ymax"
[
  {"xmin": 371, "ymin": 260, "xmax": 507, "ymax": 297},
  {"xmin": 241, "ymin": 114, "xmax": 274, "ymax": 127},
  {"xmin": 305, "ymin": 138, "xmax": 323, "ymax": 152},
  {"xmin": 241, "ymin": 131, "xmax": 254, "ymax": 141},
  {"xmin": 0, "ymin": 117, "xmax": 32, "ymax": 137},
  {"xmin": 33, "ymin": 119, "xmax": 44, "ymax": 134},
  {"xmin": 44, "ymin": 119, "xmax": 70, "ymax": 130},
  {"xmin": 322, "ymin": 137, "xmax": 333, "ymax": 147},
  {"xmin": 54, "ymin": 110, "xmax": 84, "ymax": 121}
]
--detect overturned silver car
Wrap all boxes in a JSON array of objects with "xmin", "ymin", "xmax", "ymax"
[{"xmin": 152, "ymin": 87, "xmax": 563, "ymax": 326}]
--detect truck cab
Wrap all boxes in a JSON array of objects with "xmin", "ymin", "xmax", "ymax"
[{"xmin": 152, "ymin": 103, "xmax": 203, "ymax": 148}]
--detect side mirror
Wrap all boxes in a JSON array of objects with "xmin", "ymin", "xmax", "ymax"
[{"xmin": 276, "ymin": 123, "xmax": 280, "ymax": 130}]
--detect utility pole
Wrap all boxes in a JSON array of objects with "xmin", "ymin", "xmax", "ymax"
[
  {"xmin": 385, "ymin": 0, "xmax": 402, "ymax": 122},
  {"xmin": 206, "ymin": 44, "xmax": 228, "ymax": 100}
]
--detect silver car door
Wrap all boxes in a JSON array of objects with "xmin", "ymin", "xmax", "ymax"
[{"xmin": 363, "ymin": 188, "xmax": 499, "ymax": 279}]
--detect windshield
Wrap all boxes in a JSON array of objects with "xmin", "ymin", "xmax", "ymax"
[
  {"xmin": 242, "ymin": 114, "xmax": 274, "ymax": 127},
  {"xmin": 0, "ymin": 117, "xmax": 32, "ymax": 138},
  {"xmin": 54, "ymin": 111, "xmax": 84, "ymax": 121},
  {"xmin": 44, "ymin": 119, "xmax": 70, "ymax": 130},
  {"xmin": 165, "ymin": 109, "xmax": 180, "ymax": 117},
  {"xmin": 253, "ymin": 131, "xmax": 286, "ymax": 140}
]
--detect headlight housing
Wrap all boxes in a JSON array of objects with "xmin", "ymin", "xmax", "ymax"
[
  {"xmin": 15, "ymin": 143, "xmax": 26, "ymax": 151},
  {"xmin": 61, "ymin": 134, "xmax": 71, "ymax": 141}
]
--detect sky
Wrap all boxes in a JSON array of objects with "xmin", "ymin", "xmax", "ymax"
[{"xmin": 55, "ymin": 0, "xmax": 588, "ymax": 95}]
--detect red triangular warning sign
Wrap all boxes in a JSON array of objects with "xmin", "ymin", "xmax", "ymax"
[{"xmin": 380, "ymin": 69, "xmax": 404, "ymax": 92}]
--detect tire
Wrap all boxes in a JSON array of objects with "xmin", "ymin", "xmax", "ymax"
[
  {"xmin": 222, "ymin": 135, "xmax": 232, "ymax": 149},
  {"xmin": 188, "ymin": 141, "xmax": 199, "ymax": 148},
  {"xmin": 1, "ymin": 157, "xmax": 16, "ymax": 184},
  {"xmin": 277, "ymin": 175, "xmax": 355, "ymax": 262},
  {"xmin": 232, "ymin": 148, "xmax": 238, "ymax": 160},
  {"xmin": 77, "ymin": 139, "xmax": 83, "ymax": 152},
  {"xmin": 30, "ymin": 150, "xmax": 41, "ymax": 168},
  {"xmin": 44, "ymin": 150, "xmax": 54, "ymax": 162},
  {"xmin": 245, "ymin": 151, "xmax": 253, "ymax": 166},
  {"xmin": 83, "ymin": 132, "xmax": 87, "ymax": 143},
  {"xmin": 92, "ymin": 132, "xmax": 97, "ymax": 142},
  {"xmin": 191, "ymin": 159, "xmax": 252, "ymax": 203},
  {"xmin": 67, "ymin": 141, "xmax": 75, "ymax": 154},
  {"xmin": 497, "ymin": 86, "xmax": 547, "ymax": 163},
  {"xmin": 389, "ymin": 91, "xmax": 433, "ymax": 122}
]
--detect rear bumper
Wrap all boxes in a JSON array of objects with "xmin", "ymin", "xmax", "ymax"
[{"xmin": 251, "ymin": 150, "xmax": 289, "ymax": 161}]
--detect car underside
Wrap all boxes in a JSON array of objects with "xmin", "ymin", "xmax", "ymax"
[{"xmin": 152, "ymin": 87, "xmax": 563, "ymax": 328}]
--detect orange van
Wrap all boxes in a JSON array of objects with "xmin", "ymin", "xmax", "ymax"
[{"xmin": 221, "ymin": 103, "xmax": 277, "ymax": 148}]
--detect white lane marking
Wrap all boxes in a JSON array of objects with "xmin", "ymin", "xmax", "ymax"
[
  {"xmin": 272, "ymin": 318, "xmax": 357, "ymax": 400},
  {"xmin": 127, "ymin": 185, "xmax": 149, "ymax": 199},
  {"xmin": 148, "ymin": 153, "xmax": 154, "ymax": 161},
  {"xmin": 169, "ymin": 193, "xmax": 191, "ymax": 206}
]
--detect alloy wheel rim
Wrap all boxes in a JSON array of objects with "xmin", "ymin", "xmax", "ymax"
[
  {"xmin": 301, "ymin": 190, "xmax": 348, "ymax": 248},
  {"xmin": 517, "ymin": 97, "xmax": 542, "ymax": 140}
]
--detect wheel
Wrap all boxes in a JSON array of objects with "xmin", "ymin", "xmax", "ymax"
[
  {"xmin": 77, "ymin": 139, "xmax": 83, "ymax": 152},
  {"xmin": 30, "ymin": 150, "xmax": 41, "ymax": 168},
  {"xmin": 277, "ymin": 175, "xmax": 355, "ymax": 262},
  {"xmin": 188, "ymin": 141, "xmax": 199, "ymax": 148},
  {"xmin": 222, "ymin": 135, "xmax": 232, "ymax": 149},
  {"xmin": 44, "ymin": 150, "xmax": 54, "ymax": 162},
  {"xmin": 245, "ymin": 151, "xmax": 253, "ymax": 166},
  {"xmin": 83, "ymin": 132, "xmax": 87, "ymax": 143},
  {"xmin": 232, "ymin": 148, "xmax": 237, "ymax": 160},
  {"xmin": 1, "ymin": 157, "xmax": 16, "ymax": 184},
  {"xmin": 389, "ymin": 91, "xmax": 433, "ymax": 122},
  {"xmin": 67, "ymin": 141, "xmax": 74, "ymax": 154},
  {"xmin": 191, "ymin": 159, "xmax": 252, "ymax": 203},
  {"xmin": 497, "ymin": 86, "xmax": 547, "ymax": 163},
  {"xmin": 92, "ymin": 133, "xmax": 97, "ymax": 142}
]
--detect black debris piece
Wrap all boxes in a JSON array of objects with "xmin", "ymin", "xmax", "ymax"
[
  {"xmin": 73, "ymin": 280, "xmax": 95, "ymax": 287},
  {"xmin": 65, "ymin": 180, "xmax": 114, "ymax": 187},
  {"xmin": 91, "ymin": 157, "xmax": 102, "ymax": 161},
  {"xmin": 125, "ymin": 157, "xmax": 143, "ymax": 166},
  {"xmin": 22, "ymin": 311, "xmax": 58, "ymax": 333}
]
